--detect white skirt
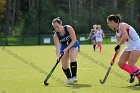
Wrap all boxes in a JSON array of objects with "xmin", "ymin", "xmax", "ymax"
[
  {"xmin": 124, "ymin": 43, "xmax": 140, "ymax": 51},
  {"xmin": 96, "ymin": 37, "xmax": 102, "ymax": 42}
]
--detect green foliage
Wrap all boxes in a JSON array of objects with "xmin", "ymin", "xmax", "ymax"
[
  {"xmin": 7, "ymin": 37, "xmax": 22, "ymax": 45},
  {"xmin": 75, "ymin": 13, "xmax": 89, "ymax": 34},
  {"xmin": 24, "ymin": 9, "xmax": 39, "ymax": 35},
  {"xmin": 1, "ymin": 0, "xmax": 140, "ymax": 36},
  {"xmin": 40, "ymin": 0, "xmax": 59, "ymax": 35},
  {"xmin": 13, "ymin": 18, "xmax": 25, "ymax": 36},
  {"xmin": 0, "ymin": 0, "xmax": 6, "ymax": 21}
]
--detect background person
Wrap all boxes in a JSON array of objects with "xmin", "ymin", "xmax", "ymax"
[
  {"xmin": 95, "ymin": 25, "xmax": 105, "ymax": 53},
  {"xmin": 87, "ymin": 24, "xmax": 97, "ymax": 51}
]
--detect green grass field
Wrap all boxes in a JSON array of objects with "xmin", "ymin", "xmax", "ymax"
[{"xmin": 0, "ymin": 45, "xmax": 140, "ymax": 93}]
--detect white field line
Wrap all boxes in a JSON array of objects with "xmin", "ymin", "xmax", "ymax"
[{"xmin": 0, "ymin": 67, "xmax": 119, "ymax": 72}]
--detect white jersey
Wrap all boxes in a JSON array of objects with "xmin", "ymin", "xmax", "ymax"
[
  {"xmin": 117, "ymin": 23, "xmax": 140, "ymax": 51},
  {"xmin": 95, "ymin": 30, "xmax": 103, "ymax": 42}
]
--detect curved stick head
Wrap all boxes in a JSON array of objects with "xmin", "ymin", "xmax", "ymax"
[
  {"xmin": 100, "ymin": 79, "xmax": 105, "ymax": 84},
  {"xmin": 44, "ymin": 82, "xmax": 49, "ymax": 86}
]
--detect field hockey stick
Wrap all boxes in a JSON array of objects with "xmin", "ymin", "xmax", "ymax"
[
  {"xmin": 100, "ymin": 51, "xmax": 118, "ymax": 84},
  {"xmin": 44, "ymin": 52, "xmax": 64, "ymax": 86}
]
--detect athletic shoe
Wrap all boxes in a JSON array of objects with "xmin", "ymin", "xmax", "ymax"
[
  {"xmin": 129, "ymin": 74, "xmax": 135, "ymax": 83},
  {"xmin": 134, "ymin": 83, "xmax": 140, "ymax": 86},
  {"xmin": 72, "ymin": 76, "xmax": 78, "ymax": 82},
  {"xmin": 134, "ymin": 81, "xmax": 140, "ymax": 86},
  {"xmin": 66, "ymin": 78, "xmax": 73, "ymax": 84}
]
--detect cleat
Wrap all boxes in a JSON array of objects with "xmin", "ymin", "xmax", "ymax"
[
  {"xmin": 129, "ymin": 74, "xmax": 135, "ymax": 83},
  {"xmin": 129, "ymin": 70, "xmax": 140, "ymax": 83},
  {"xmin": 72, "ymin": 76, "xmax": 78, "ymax": 83},
  {"xmin": 134, "ymin": 81, "xmax": 140, "ymax": 86},
  {"xmin": 134, "ymin": 83, "xmax": 140, "ymax": 87},
  {"xmin": 66, "ymin": 78, "xmax": 73, "ymax": 84}
]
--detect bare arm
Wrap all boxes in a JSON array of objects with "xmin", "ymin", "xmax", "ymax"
[
  {"xmin": 87, "ymin": 30, "xmax": 93, "ymax": 39},
  {"xmin": 102, "ymin": 30, "xmax": 105, "ymax": 38},
  {"xmin": 53, "ymin": 33, "xmax": 60, "ymax": 58},
  {"xmin": 117, "ymin": 24, "xmax": 129, "ymax": 46}
]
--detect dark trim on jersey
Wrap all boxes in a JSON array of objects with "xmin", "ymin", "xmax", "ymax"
[
  {"xmin": 55, "ymin": 25, "xmax": 72, "ymax": 46},
  {"xmin": 126, "ymin": 29, "xmax": 134, "ymax": 41},
  {"xmin": 56, "ymin": 26, "xmax": 66, "ymax": 38}
]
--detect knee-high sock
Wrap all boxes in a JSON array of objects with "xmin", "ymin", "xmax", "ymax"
[
  {"xmin": 131, "ymin": 66, "xmax": 140, "ymax": 80},
  {"xmin": 120, "ymin": 64, "xmax": 133, "ymax": 74},
  {"xmin": 93, "ymin": 45, "xmax": 96, "ymax": 51},
  {"xmin": 62, "ymin": 68, "xmax": 72, "ymax": 79},
  {"xmin": 99, "ymin": 44, "xmax": 102, "ymax": 53},
  {"xmin": 70, "ymin": 62, "xmax": 77, "ymax": 77}
]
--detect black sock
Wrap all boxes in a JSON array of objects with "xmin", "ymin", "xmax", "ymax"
[
  {"xmin": 93, "ymin": 45, "xmax": 96, "ymax": 51},
  {"xmin": 70, "ymin": 61, "xmax": 77, "ymax": 77},
  {"xmin": 62, "ymin": 68, "xmax": 71, "ymax": 79}
]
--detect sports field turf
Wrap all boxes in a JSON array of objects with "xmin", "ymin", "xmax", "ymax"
[{"xmin": 0, "ymin": 45, "xmax": 140, "ymax": 93}]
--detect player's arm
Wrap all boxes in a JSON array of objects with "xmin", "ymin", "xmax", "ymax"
[
  {"xmin": 102, "ymin": 30, "xmax": 105, "ymax": 38},
  {"xmin": 117, "ymin": 24, "xmax": 128, "ymax": 46},
  {"xmin": 53, "ymin": 33, "xmax": 60, "ymax": 59},
  {"xmin": 87, "ymin": 30, "xmax": 92, "ymax": 39},
  {"xmin": 64, "ymin": 25, "xmax": 76, "ymax": 53},
  {"xmin": 114, "ymin": 24, "xmax": 128, "ymax": 52}
]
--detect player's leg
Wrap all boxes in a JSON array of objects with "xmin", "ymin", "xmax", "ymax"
[
  {"xmin": 92, "ymin": 40, "xmax": 96, "ymax": 51},
  {"xmin": 128, "ymin": 50, "xmax": 140, "ymax": 85},
  {"xmin": 96, "ymin": 42, "xmax": 99, "ymax": 49},
  {"xmin": 99, "ymin": 41, "xmax": 102, "ymax": 53},
  {"xmin": 96, "ymin": 37, "xmax": 100, "ymax": 50},
  {"xmin": 61, "ymin": 52, "xmax": 73, "ymax": 84},
  {"xmin": 92, "ymin": 37, "xmax": 96, "ymax": 51},
  {"xmin": 94, "ymin": 40, "xmax": 96, "ymax": 50},
  {"xmin": 69, "ymin": 47, "xmax": 79, "ymax": 82},
  {"xmin": 97, "ymin": 38, "xmax": 102, "ymax": 53},
  {"xmin": 117, "ymin": 51, "xmax": 134, "ymax": 83}
]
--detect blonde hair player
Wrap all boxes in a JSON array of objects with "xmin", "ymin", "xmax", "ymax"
[{"xmin": 95, "ymin": 25, "xmax": 105, "ymax": 53}]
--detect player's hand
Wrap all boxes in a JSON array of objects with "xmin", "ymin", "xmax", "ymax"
[
  {"xmin": 114, "ymin": 45, "xmax": 120, "ymax": 52},
  {"xmin": 63, "ymin": 48, "xmax": 68, "ymax": 54},
  {"xmin": 56, "ymin": 51, "xmax": 64, "ymax": 62},
  {"xmin": 56, "ymin": 56, "xmax": 60, "ymax": 62},
  {"xmin": 110, "ymin": 60, "xmax": 114, "ymax": 65}
]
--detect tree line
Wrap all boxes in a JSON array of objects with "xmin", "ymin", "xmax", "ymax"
[{"xmin": 0, "ymin": 0, "xmax": 140, "ymax": 36}]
